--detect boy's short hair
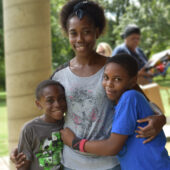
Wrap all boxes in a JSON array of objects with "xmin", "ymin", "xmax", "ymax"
[
  {"xmin": 35, "ymin": 80, "xmax": 65, "ymax": 100},
  {"xmin": 107, "ymin": 53, "xmax": 138, "ymax": 77}
]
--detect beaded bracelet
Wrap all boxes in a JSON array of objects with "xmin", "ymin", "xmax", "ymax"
[
  {"xmin": 72, "ymin": 137, "xmax": 88, "ymax": 152},
  {"xmin": 72, "ymin": 137, "xmax": 81, "ymax": 150}
]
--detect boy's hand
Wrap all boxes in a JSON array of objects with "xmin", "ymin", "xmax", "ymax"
[
  {"xmin": 135, "ymin": 115, "xmax": 166, "ymax": 144},
  {"xmin": 10, "ymin": 147, "xmax": 26, "ymax": 168},
  {"xmin": 10, "ymin": 147, "xmax": 18, "ymax": 164},
  {"xmin": 60, "ymin": 128, "xmax": 76, "ymax": 147}
]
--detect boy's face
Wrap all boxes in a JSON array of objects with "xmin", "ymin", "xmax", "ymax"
[
  {"xmin": 102, "ymin": 63, "xmax": 136, "ymax": 103},
  {"xmin": 36, "ymin": 85, "xmax": 67, "ymax": 123}
]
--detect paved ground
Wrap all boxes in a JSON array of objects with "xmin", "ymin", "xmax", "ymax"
[{"xmin": 0, "ymin": 156, "xmax": 9, "ymax": 170}]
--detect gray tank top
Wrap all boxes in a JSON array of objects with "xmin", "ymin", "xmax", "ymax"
[{"xmin": 52, "ymin": 65, "xmax": 119, "ymax": 170}]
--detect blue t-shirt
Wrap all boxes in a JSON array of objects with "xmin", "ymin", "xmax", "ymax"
[{"xmin": 111, "ymin": 90, "xmax": 170, "ymax": 170}]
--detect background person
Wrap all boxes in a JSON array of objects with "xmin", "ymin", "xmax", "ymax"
[
  {"xmin": 96, "ymin": 42, "xmax": 112, "ymax": 57},
  {"xmin": 112, "ymin": 24, "xmax": 153, "ymax": 85}
]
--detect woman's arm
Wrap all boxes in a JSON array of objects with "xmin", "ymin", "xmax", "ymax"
[
  {"xmin": 133, "ymin": 84, "xmax": 166, "ymax": 143},
  {"xmin": 135, "ymin": 114, "xmax": 166, "ymax": 143},
  {"xmin": 60, "ymin": 128, "xmax": 128, "ymax": 156}
]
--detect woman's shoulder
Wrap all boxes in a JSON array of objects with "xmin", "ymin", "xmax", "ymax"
[
  {"xmin": 50, "ymin": 61, "xmax": 69, "ymax": 79},
  {"xmin": 97, "ymin": 54, "xmax": 109, "ymax": 65}
]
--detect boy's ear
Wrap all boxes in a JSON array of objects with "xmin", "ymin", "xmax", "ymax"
[
  {"xmin": 129, "ymin": 76, "xmax": 138, "ymax": 88},
  {"xmin": 35, "ymin": 100, "xmax": 43, "ymax": 110}
]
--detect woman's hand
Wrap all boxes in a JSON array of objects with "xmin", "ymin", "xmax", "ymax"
[
  {"xmin": 60, "ymin": 128, "xmax": 76, "ymax": 147},
  {"xmin": 135, "ymin": 114, "xmax": 166, "ymax": 144},
  {"xmin": 10, "ymin": 147, "xmax": 26, "ymax": 168}
]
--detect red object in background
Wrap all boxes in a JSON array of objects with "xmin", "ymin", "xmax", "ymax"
[{"xmin": 156, "ymin": 63, "xmax": 165, "ymax": 73}]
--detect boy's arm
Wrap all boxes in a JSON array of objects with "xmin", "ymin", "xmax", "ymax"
[
  {"xmin": 84, "ymin": 133, "xmax": 128, "ymax": 156},
  {"xmin": 10, "ymin": 148, "xmax": 26, "ymax": 169},
  {"xmin": 15, "ymin": 124, "xmax": 33, "ymax": 168}
]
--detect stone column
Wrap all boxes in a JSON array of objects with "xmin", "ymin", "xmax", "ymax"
[{"xmin": 3, "ymin": 0, "xmax": 52, "ymax": 169}]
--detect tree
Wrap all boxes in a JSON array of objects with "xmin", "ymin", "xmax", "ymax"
[
  {"xmin": 50, "ymin": 0, "xmax": 74, "ymax": 70},
  {"xmin": 112, "ymin": 0, "xmax": 170, "ymax": 57},
  {"xmin": 97, "ymin": 0, "xmax": 131, "ymax": 48},
  {"xmin": 1, "ymin": 0, "xmax": 169, "ymax": 90}
]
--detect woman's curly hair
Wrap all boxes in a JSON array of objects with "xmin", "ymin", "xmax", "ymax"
[{"xmin": 60, "ymin": 0, "xmax": 106, "ymax": 36}]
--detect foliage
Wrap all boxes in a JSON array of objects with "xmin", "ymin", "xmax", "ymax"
[
  {"xmin": 50, "ymin": 0, "xmax": 74, "ymax": 70},
  {"xmin": 97, "ymin": 0, "xmax": 131, "ymax": 48},
  {"xmin": 154, "ymin": 68, "xmax": 170, "ymax": 87},
  {"xmin": 112, "ymin": 0, "xmax": 170, "ymax": 57},
  {"xmin": 0, "ymin": 0, "xmax": 170, "ymax": 88}
]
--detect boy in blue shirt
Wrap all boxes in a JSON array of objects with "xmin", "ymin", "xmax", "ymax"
[{"xmin": 61, "ymin": 53, "xmax": 170, "ymax": 170}]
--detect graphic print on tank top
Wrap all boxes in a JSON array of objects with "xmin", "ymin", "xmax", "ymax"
[{"xmin": 66, "ymin": 83, "xmax": 109, "ymax": 139}]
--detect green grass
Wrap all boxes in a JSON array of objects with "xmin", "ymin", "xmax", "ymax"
[
  {"xmin": 160, "ymin": 88, "xmax": 170, "ymax": 116},
  {"xmin": 154, "ymin": 67, "xmax": 170, "ymax": 116},
  {"xmin": 0, "ymin": 92, "xmax": 8, "ymax": 157}
]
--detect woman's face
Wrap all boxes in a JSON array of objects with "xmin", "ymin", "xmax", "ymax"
[{"xmin": 67, "ymin": 16, "xmax": 99, "ymax": 57}]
